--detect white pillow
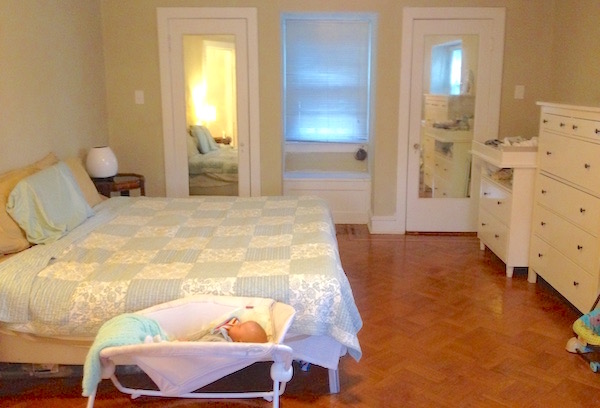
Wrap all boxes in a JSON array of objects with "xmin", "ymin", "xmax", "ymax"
[{"xmin": 6, "ymin": 162, "xmax": 94, "ymax": 244}]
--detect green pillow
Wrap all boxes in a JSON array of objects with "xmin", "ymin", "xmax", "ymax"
[
  {"xmin": 6, "ymin": 162, "xmax": 94, "ymax": 244},
  {"xmin": 190, "ymin": 125, "xmax": 219, "ymax": 154}
]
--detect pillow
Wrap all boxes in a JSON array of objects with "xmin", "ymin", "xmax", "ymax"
[
  {"xmin": 190, "ymin": 125, "xmax": 219, "ymax": 154},
  {"xmin": 186, "ymin": 133, "xmax": 200, "ymax": 159},
  {"xmin": 204, "ymin": 126, "xmax": 220, "ymax": 151},
  {"xmin": 6, "ymin": 162, "xmax": 94, "ymax": 245},
  {"xmin": 64, "ymin": 157, "xmax": 104, "ymax": 207},
  {"xmin": 0, "ymin": 153, "xmax": 58, "ymax": 254}
]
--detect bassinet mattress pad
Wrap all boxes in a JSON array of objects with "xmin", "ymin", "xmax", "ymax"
[{"xmin": 0, "ymin": 195, "xmax": 362, "ymax": 361}]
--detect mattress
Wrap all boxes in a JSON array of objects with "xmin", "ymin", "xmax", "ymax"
[{"xmin": 0, "ymin": 195, "xmax": 362, "ymax": 362}]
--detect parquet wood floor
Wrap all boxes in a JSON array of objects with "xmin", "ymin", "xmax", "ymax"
[{"xmin": 1, "ymin": 225, "xmax": 600, "ymax": 407}]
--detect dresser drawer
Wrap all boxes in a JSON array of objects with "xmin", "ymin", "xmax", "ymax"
[
  {"xmin": 539, "ymin": 131, "xmax": 600, "ymax": 195},
  {"xmin": 535, "ymin": 174, "xmax": 600, "ymax": 234},
  {"xmin": 540, "ymin": 112, "xmax": 571, "ymax": 134},
  {"xmin": 478, "ymin": 209, "xmax": 508, "ymax": 261},
  {"xmin": 572, "ymin": 117, "xmax": 600, "ymax": 141},
  {"xmin": 529, "ymin": 236, "xmax": 598, "ymax": 313},
  {"xmin": 480, "ymin": 176, "xmax": 511, "ymax": 225},
  {"xmin": 532, "ymin": 205, "xmax": 600, "ymax": 274},
  {"xmin": 434, "ymin": 153, "xmax": 453, "ymax": 174}
]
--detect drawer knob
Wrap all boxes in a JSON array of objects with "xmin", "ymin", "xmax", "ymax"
[
  {"xmin": 543, "ymin": 119, "xmax": 548, "ymax": 124},
  {"xmin": 540, "ymin": 221, "xmax": 546, "ymax": 226},
  {"xmin": 596, "ymin": 129, "xmax": 600, "ymax": 134},
  {"xmin": 577, "ymin": 245, "xmax": 583, "ymax": 250},
  {"xmin": 538, "ymin": 253, "xmax": 543, "ymax": 258},
  {"xmin": 541, "ymin": 189, "xmax": 547, "ymax": 194},
  {"xmin": 481, "ymin": 222, "xmax": 487, "ymax": 226},
  {"xmin": 494, "ymin": 234, "xmax": 500, "ymax": 239},
  {"xmin": 584, "ymin": 163, "xmax": 591, "ymax": 169},
  {"xmin": 573, "ymin": 124, "xmax": 578, "ymax": 130},
  {"xmin": 483, "ymin": 192, "xmax": 490, "ymax": 196},
  {"xmin": 580, "ymin": 207, "xmax": 586, "ymax": 214},
  {"xmin": 560, "ymin": 122, "xmax": 566, "ymax": 127},
  {"xmin": 546, "ymin": 151, "xmax": 552, "ymax": 156},
  {"xmin": 573, "ymin": 281, "xmax": 579, "ymax": 287},
  {"xmin": 496, "ymin": 201, "xmax": 502, "ymax": 205}
]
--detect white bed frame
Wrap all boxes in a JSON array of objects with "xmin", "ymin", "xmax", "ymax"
[{"xmin": 0, "ymin": 329, "xmax": 342, "ymax": 394}]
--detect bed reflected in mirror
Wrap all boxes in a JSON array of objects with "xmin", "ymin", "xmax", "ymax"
[{"xmin": 183, "ymin": 34, "xmax": 239, "ymax": 196}]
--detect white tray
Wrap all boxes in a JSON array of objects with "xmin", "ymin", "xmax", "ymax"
[{"xmin": 471, "ymin": 140, "xmax": 538, "ymax": 168}]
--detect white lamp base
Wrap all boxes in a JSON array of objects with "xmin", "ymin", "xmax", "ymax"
[{"xmin": 86, "ymin": 146, "xmax": 118, "ymax": 178}]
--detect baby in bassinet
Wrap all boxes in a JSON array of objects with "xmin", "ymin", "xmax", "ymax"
[{"xmin": 200, "ymin": 316, "xmax": 268, "ymax": 343}]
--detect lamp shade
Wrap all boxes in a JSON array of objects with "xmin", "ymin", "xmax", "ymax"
[{"xmin": 86, "ymin": 146, "xmax": 118, "ymax": 178}]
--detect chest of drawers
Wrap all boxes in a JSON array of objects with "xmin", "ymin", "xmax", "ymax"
[
  {"xmin": 471, "ymin": 141, "xmax": 537, "ymax": 278},
  {"xmin": 423, "ymin": 126, "xmax": 472, "ymax": 198},
  {"xmin": 529, "ymin": 103, "xmax": 600, "ymax": 312}
]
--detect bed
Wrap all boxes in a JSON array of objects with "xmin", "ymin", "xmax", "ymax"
[
  {"xmin": 0, "ymin": 154, "xmax": 362, "ymax": 394},
  {"xmin": 187, "ymin": 126, "xmax": 239, "ymax": 196}
]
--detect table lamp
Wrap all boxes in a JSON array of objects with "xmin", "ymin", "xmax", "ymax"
[{"xmin": 86, "ymin": 146, "xmax": 118, "ymax": 178}]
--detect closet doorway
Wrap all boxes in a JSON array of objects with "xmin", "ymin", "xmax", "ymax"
[
  {"xmin": 398, "ymin": 8, "xmax": 505, "ymax": 232},
  {"xmin": 157, "ymin": 8, "xmax": 261, "ymax": 197}
]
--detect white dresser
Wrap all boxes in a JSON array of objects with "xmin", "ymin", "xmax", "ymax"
[
  {"xmin": 423, "ymin": 127, "xmax": 472, "ymax": 198},
  {"xmin": 529, "ymin": 102, "xmax": 600, "ymax": 312},
  {"xmin": 472, "ymin": 141, "xmax": 537, "ymax": 278},
  {"xmin": 424, "ymin": 94, "xmax": 474, "ymax": 124}
]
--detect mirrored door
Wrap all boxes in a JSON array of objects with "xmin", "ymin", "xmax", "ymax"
[
  {"xmin": 183, "ymin": 35, "xmax": 239, "ymax": 196},
  {"xmin": 405, "ymin": 18, "xmax": 501, "ymax": 232},
  {"xmin": 158, "ymin": 9, "xmax": 260, "ymax": 198},
  {"xmin": 420, "ymin": 35, "xmax": 477, "ymax": 199}
]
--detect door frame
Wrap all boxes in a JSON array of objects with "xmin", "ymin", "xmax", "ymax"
[
  {"xmin": 157, "ymin": 7, "xmax": 261, "ymax": 197},
  {"xmin": 395, "ymin": 7, "xmax": 505, "ymax": 233}
]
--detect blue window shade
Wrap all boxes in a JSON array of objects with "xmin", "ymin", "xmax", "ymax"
[{"xmin": 283, "ymin": 16, "xmax": 374, "ymax": 143}]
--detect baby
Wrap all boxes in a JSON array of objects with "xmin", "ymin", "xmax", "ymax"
[
  {"xmin": 229, "ymin": 320, "xmax": 268, "ymax": 343},
  {"xmin": 199, "ymin": 316, "xmax": 268, "ymax": 343}
]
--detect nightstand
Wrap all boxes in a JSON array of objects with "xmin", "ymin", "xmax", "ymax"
[
  {"xmin": 214, "ymin": 136, "xmax": 232, "ymax": 145},
  {"xmin": 92, "ymin": 173, "xmax": 145, "ymax": 197}
]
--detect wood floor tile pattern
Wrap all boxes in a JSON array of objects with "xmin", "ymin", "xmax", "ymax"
[{"xmin": 1, "ymin": 225, "xmax": 599, "ymax": 407}]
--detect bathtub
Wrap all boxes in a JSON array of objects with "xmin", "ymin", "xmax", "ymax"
[{"xmin": 283, "ymin": 152, "xmax": 371, "ymax": 224}]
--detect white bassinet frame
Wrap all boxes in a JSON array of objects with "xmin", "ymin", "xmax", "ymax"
[
  {"xmin": 87, "ymin": 344, "xmax": 294, "ymax": 408},
  {"xmin": 0, "ymin": 329, "xmax": 343, "ymax": 394},
  {"xmin": 84, "ymin": 295, "xmax": 297, "ymax": 407}
]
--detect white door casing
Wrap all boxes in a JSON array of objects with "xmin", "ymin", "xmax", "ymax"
[
  {"xmin": 157, "ymin": 7, "xmax": 260, "ymax": 197},
  {"xmin": 397, "ymin": 7, "xmax": 505, "ymax": 233}
]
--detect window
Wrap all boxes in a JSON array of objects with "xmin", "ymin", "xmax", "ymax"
[
  {"xmin": 430, "ymin": 40, "xmax": 462, "ymax": 95},
  {"xmin": 282, "ymin": 13, "xmax": 376, "ymax": 144}
]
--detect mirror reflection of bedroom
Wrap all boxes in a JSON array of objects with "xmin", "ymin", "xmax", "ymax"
[
  {"xmin": 419, "ymin": 35, "xmax": 477, "ymax": 199},
  {"xmin": 183, "ymin": 34, "xmax": 239, "ymax": 196}
]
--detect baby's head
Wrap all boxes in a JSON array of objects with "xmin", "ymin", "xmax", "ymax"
[{"xmin": 228, "ymin": 320, "xmax": 268, "ymax": 343}]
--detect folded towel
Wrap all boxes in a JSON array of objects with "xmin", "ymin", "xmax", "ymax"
[{"xmin": 82, "ymin": 313, "xmax": 167, "ymax": 396}]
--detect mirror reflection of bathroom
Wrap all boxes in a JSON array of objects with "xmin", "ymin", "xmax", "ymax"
[
  {"xmin": 183, "ymin": 34, "xmax": 239, "ymax": 196},
  {"xmin": 419, "ymin": 34, "xmax": 478, "ymax": 199}
]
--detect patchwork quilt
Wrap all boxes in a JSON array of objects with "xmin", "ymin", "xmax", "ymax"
[
  {"xmin": 0, "ymin": 195, "xmax": 362, "ymax": 361},
  {"xmin": 188, "ymin": 146, "xmax": 238, "ymax": 177}
]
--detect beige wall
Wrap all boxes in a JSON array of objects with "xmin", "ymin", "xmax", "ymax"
[
  {"xmin": 0, "ymin": 0, "xmax": 107, "ymax": 173},
  {"xmin": 552, "ymin": 0, "xmax": 600, "ymax": 106},
  {"xmin": 3, "ymin": 1, "xmax": 600, "ymax": 220}
]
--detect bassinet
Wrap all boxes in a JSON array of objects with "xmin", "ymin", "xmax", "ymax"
[{"xmin": 85, "ymin": 295, "xmax": 296, "ymax": 408}]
